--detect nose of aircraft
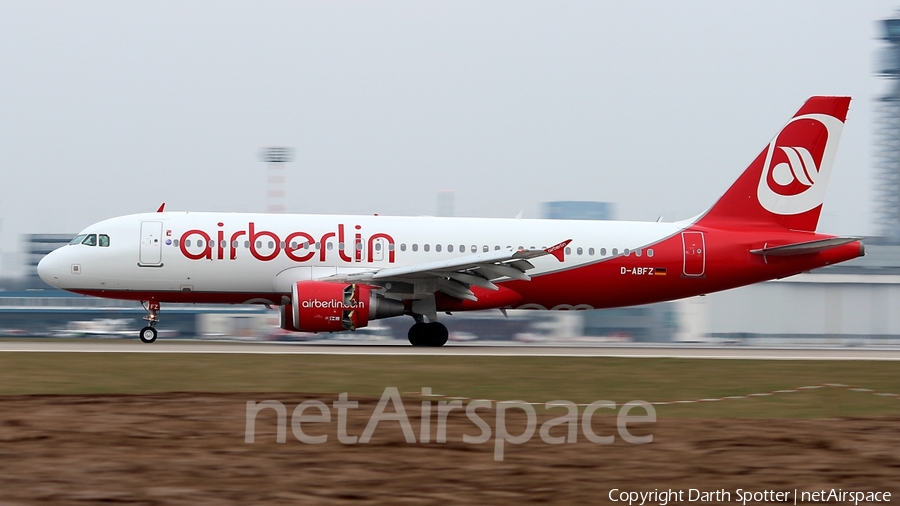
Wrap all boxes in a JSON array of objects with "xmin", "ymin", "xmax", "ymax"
[{"xmin": 37, "ymin": 249, "xmax": 63, "ymax": 287}]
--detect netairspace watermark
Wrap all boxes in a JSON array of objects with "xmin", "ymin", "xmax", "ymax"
[
  {"xmin": 609, "ymin": 488, "xmax": 892, "ymax": 506},
  {"xmin": 244, "ymin": 387, "xmax": 656, "ymax": 461}
]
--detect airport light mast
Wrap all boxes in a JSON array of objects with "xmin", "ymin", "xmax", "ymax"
[
  {"xmin": 260, "ymin": 147, "xmax": 293, "ymax": 214},
  {"xmin": 876, "ymin": 15, "xmax": 900, "ymax": 242}
]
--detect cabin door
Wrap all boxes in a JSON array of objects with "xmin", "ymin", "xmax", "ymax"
[
  {"xmin": 139, "ymin": 221, "xmax": 164, "ymax": 266},
  {"xmin": 681, "ymin": 231, "xmax": 705, "ymax": 277}
]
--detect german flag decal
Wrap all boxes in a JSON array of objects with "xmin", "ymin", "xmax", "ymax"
[{"xmin": 654, "ymin": 268, "xmax": 667, "ymax": 276}]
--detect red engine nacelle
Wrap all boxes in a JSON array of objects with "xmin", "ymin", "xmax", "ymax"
[{"xmin": 280, "ymin": 281, "xmax": 404, "ymax": 333}]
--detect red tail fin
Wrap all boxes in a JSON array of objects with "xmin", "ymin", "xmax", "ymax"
[{"xmin": 697, "ymin": 96, "xmax": 850, "ymax": 232}]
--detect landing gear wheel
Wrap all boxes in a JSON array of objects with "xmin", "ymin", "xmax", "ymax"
[
  {"xmin": 425, "ymin": 322, "xmax": 448, "ymax": 347},
  {"xmin": 408, "ymin": 322, "xmax": 428, "ymax": 346},
  {"xmin": 139, "ymin": 326, "xmax": 158, "ymax": 344},
  {"xmin": 408, "ymin": 321, "xmax": 448, "ymax": 347}
]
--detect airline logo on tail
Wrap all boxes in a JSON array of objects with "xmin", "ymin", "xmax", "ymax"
[{"xmin": 756, "ymin": 113, "xmax": 844, "ymax": 216}]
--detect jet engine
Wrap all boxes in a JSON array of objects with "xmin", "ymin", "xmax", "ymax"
[{"xmin": 280, "ymin": 281, "xmax": 404, "ymax": 333}]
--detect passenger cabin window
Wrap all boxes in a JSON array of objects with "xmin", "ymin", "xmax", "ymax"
[
  {"xmin": 424, "ymin": 244, "xmax": 430, "ymax": 252},
  {"xmin": 400, "ymin": 243, "xmax": 407, "ymax": 251},
  {"xmin": 69, "ymin": 235, "xmax": 87, "ymax": 245},
  {"xmin": 435, "ymin": 244, "xmax": 442, "ymax": 252},
  {"xmin": 99, "ymin": 235, "xmax": 110, "ymax": 247},
  {"xmin": 82, "ymin": 234, "xmax": 97, "ymax": 247}
]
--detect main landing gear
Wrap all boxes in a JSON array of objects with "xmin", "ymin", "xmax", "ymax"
[
  {"xmin": 139, "ymin": 300, "xmax": 160, "ymax": 344},
  {"xmin": 407, "ymin": 317, "xmax": 448, "ymax": 347}
]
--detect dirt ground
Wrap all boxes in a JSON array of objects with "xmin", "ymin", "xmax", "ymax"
[{"xmin": 0, "ymin": 393, "xmax": 898, "ymax": 506}]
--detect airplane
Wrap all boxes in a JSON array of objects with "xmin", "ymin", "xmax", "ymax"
[{"xmin": 37, "ymin": 96, "xmax": 864, "ymax": 346}]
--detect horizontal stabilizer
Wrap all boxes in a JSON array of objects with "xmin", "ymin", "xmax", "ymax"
[{"xmin": 750, "ymin": 237, "xmax": 861, "ymax": 257}]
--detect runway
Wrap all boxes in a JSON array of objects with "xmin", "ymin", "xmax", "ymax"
[{"xmin": 2, "ymin": 339, "xmax": 900, "ymax": 360}]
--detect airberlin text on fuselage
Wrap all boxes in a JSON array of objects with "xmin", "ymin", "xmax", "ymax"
[
  {"xmin": 178, "ymin": 223, "xmax": 396, "ymax": 264},
  {"xmin": 301, "ymin": 299, "xmax": 366, "ymax": 310}
]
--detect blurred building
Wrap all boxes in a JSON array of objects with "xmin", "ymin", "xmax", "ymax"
[
  {"xmin": 542, "ymin": 201, "xmax": 613, "ymax": 221},
  {"xmin": 690, "ymin": 243, "xmax": 900, "ymax": 344},
  {"xmin": 25, "ymin": 234, "xmax": 73, "ymax": 280},
  {"xmin": 437, "ymin": 189, "xmax": 454, "ymax": 217},
  {"xmin": 0, "ymin": 288, "xmax": 271, "ymax": 338},
  {"xmin": 875, "ymin": 14, "xmax": 900, "ymax": 242},
  {"xmin": 260, "ymin": 147, "xmax": 292, "ymax": 214}
]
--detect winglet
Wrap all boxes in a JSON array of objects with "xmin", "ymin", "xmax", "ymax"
[
  {"xmin": 156, "ymin": 203, "xmax": 166, "ymax": 213},
  {"xmin": 544, "ymin": 239, "xmax": 572, "ymax": 262}
]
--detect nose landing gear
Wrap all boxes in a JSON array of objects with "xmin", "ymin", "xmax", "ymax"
[{"xmin": 139, "ymin": 300, "xmax": 160, "ymax": 344}]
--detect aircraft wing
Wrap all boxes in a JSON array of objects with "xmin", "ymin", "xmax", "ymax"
[{"xmin": 321, "ymin": 239, "xmax": 571, "ymax": 301}]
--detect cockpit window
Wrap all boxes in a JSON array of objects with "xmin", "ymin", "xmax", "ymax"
[
  {"xmin": 81, "ymin": 234, "xmax": 97, "ymax": 247},
  {"xmin": 99, "ymin": 234, "xmax": 110, "ymax": 247},
  {"xmin": 69, "ymin": 235, "xmax": 87, "ymax": 245}
]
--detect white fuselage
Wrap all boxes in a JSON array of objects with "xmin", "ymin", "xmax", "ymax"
[{"xmin": 39, "ymin": 212, "xmax": 683, "ymax": 300}]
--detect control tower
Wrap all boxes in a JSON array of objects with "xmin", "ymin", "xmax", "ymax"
[
  {"xmin": 260, "ymin": 147, "xmax": 293, "ymax": 214},
  {"xmin": 875, "ymin": 15, "xmax": 900, "ymax": 242}
]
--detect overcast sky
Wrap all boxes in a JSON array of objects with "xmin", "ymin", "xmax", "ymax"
[{"xmin": 1, "ymin": 1, "xmax": 897, "ymax": 276}]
